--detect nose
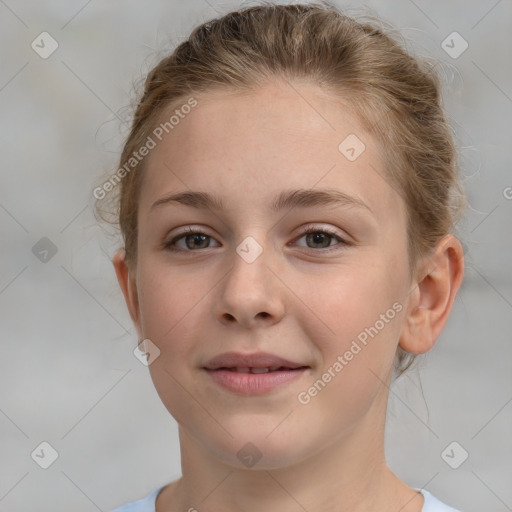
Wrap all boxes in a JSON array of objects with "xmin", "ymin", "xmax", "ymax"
[{"xmin": 215, "ymin": 240, "xmax": 286, "ymax": 329}]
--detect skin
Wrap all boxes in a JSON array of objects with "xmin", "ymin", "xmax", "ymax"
[{"xmin": 113, "ymin": 79, "xmax": 464, "ymax": 512}]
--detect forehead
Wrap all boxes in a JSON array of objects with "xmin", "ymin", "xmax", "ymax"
[{"xmin": 138, "ymin": 80, "xmax": 403, "ymax": 219}]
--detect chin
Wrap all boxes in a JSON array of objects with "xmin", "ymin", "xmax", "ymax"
[{"xmin": 204, "ymin": 426, "xmax": 312, "ymax": 471}]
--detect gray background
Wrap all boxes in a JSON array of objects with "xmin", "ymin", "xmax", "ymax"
[{"xmin": 1, "ymin": 0, "xmax": 511, "ymax": 511}]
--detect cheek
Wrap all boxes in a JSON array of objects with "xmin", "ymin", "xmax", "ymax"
[
  {"xmin": 135, "ymin": 264, "xmax": 211, "ymax": 423},
  {"xmin": 291, "ymin": 255, "xmax": 408, "ymax": 416},
  {"xmin": 136, "ymin": 263, "xmax": 211, "ymax": 375},
  {"xmin": 296, "ymin": 257, "xmax": 406, "ymax": 350},
  {"xmin": 292, "ymin": 265, "xmax": 406, "ymax": 434},
  {"xmin": 137, "ymin": 260, "xmax": 206, "ymax": 337}
]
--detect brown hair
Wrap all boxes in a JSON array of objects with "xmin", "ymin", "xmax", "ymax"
[{"xmin": 95, "ymin": 1, "xmax": 465, "ymax": 375}]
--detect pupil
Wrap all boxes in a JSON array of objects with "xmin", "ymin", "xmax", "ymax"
[
  {"xmin": 187, "ymin": 234, "xmax": 208, "ymax": 249},
  {"xmin": 308, "ymin": 233, "xmax": 329, "ymax": 248}
]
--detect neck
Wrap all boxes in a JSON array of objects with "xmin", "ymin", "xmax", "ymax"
[{"xmin": 156, "ymin": 401, "xmax": 424, "ymax": 512}]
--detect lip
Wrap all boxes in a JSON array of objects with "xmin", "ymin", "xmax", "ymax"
[
  {"xmin": 203, "ymin": 351, "xmax": 310, "ymax": 395},
  {"xmin": 204, "ymin": 351, "xmax": 306, "ymax": 370}
]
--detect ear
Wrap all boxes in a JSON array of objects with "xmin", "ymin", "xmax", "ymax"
[
  {"xmin": 399, "ymin": 235, "xmax": 465, "ymax": 354},
  {"xmin": 112, "ymin": 248, "xmax": 142, "ymax": 340}
]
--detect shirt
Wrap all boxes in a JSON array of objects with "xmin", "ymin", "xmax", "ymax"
[{"xmin": 109, "ymin": 486, "xmax": 461, "ymax": 511}]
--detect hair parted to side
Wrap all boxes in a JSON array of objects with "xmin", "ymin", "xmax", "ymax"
[{"xmin": 95, "ymin": 1, "xmax": 466, "ymax": 376}]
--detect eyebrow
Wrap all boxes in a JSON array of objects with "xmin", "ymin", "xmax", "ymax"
[{"xmin": 150, "ymin": 188, "xmax": 372, "ymax": 214}]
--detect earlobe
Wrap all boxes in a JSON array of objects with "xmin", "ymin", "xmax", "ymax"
[
  {"xmin": 112, "ymin": 248, "xmax": 142, "ymax": 339},
  {"xmin": 399, "ymin": 235, "xmax": 464, "ymax": 355}
]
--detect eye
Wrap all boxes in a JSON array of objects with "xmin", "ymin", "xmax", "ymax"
[
  {"xmin": 163, "ymin": 225, "xmax": 349, "ymax": 254},
  {"xmin": 293, "ymin": 225, "xmax": 349, "ymax": 252},
  {"xmin": 163, "ymin": 227, "xmax": 220, "ymax": 252}
]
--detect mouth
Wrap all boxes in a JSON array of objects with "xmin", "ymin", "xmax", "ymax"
[
  {"xmin": 214, "ymin": 366, "xmax": 308, "ymax": 373},
  {"xmin": 203, "ymin": 352, "xmax": 310, "ymax": 394}
]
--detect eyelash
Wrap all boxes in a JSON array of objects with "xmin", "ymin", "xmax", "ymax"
[{"xmin": 163, "ymin": 225, "xmax": 350, "ymax": 254}]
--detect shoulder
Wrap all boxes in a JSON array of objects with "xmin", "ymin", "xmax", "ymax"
[
  {"xmin": 419, "ymin": 489, "xmax": 462, "ymax": 512},
  {"xmin": 109, "ymin": 486, "xmax": 165, "ymax": 512}
]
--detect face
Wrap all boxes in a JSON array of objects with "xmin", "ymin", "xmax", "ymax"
[{"xmin": 127, "ymin": 80, "xmax": 413, "ymax": 469}]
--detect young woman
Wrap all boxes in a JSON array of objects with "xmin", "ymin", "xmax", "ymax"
[{"xmin": 101, "ymin": 3, "xmax": 465, "ymax": 510}]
